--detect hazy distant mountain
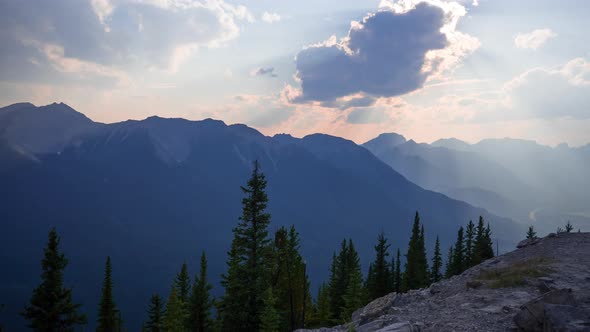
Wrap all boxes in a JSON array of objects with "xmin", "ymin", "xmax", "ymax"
[
  {"xmin": 363, "ymin": 134, "xmax": 535, "ymax": 218},
  {"xmin": 0, "ymin": 103, "xmax": 521, "ymax": 330},
  {"xmin": 364, "ymin": 133, "xmax": 590, "ymax": 235},
  {"xmin": 0, "ymin": 102, "xmax": 100, "ymax": 154}
]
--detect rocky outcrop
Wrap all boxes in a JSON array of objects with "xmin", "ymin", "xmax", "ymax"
[{"xmin": 298, "ymin": 233, "xmax": 590, "ymax": 332}]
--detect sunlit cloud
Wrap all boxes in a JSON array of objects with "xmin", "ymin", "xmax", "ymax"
[{"xmin": 514, "ymin": 28, "xmax": 557, "ymax": 50}]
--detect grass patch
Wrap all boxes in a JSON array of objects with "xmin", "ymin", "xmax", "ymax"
[{"xmin": 474, "ymin": 257, "xmax": 554, "ymax": 289}]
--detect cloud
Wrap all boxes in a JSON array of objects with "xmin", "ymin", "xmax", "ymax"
[
  {"xmin": 514, "ymin": 28, "xmax": 557, "ymax": 50},
  {"xmin": 505, "ymin": 57, "xmax": 590, "ymax": 119},
  {"xmin": 0, "ymin": 0, "xmax": 252, "ymax": 86},
  {"xmin": 261, "ymin": 11, "xmax": 281, "ymax": 23},
  {"xmin": 320, "ymin": 96, "xmax": 377, "ymax": 110},
  {"xmin": 251, "ymin": 67, "xmax": 277, "ymax": 77},
  {"xmin": 346, "ymin": 107, "xmax": 391, "ymax": 124},
  {"xmin": 292, "ymin": 0, "xmax": 478, "ymax": 104}
]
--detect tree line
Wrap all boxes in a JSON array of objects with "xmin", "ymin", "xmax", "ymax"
[{"xmin": 19, "ymin": 161, "xmax": 496, "ymax": 331}]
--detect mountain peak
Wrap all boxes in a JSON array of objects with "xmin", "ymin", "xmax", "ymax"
[
  {"xmin": 431, "ymin": 137, "xmax": 471, "ymax": 151},
  {"xmin": 362, "ymin": 133, "xmax": 407, "ymax": 152}
]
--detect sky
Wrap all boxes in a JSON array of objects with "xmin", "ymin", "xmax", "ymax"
[{"xmin": 0, "ymin": 0, "xmax": 589, "ymax": 146}]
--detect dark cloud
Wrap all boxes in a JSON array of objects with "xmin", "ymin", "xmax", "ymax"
[
  {"xmin": 320, "ymin": 96, "xmax": 376, "ymax": 110},
  {"xmin": 252, "ymin": 67, "xmax": 277, "ymax": 77},
  {"xmin": 294, "ymin": 3, "xmax": 447, "ymax": 102}
]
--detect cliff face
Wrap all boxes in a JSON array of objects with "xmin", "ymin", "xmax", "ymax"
[{"xmin": 303, "ymin": 232, "xmax": 590, "ymax": 331}]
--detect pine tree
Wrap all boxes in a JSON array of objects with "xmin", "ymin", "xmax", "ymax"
[
  {"xmin": 450, "ymin": 227, "xmax": 465, "ymax": 276},
  {"xmin": 340, "ymin": 240, "xmax": 363, "ymax": 323},
  {"xmin": 526, "ymin": 226, "xmax": 537, "ymax": 239},
  {"xmin": 145, "ymin": 294, "xmax": 164, "ymax": 332},
  {"xmin": 430, "ymin": 236, "xmax": 443, "ymax": 283},
  {"xmin": 188, "ymin": 252, "xmax": 213, "ymax": 332},
  {"xmin": 402, "ymin": 212, "xmax": 429, "ymax": 291},
  {"xmin": 444, "ymin": 246, "xmax": 453, "ymax": 279},
  {"xmin": 219, "ymin": 160, "xmax": 272, "ymax": 331},
  {"xmin": 260, "ymin": 287, "xmax": 280, "ymax": 332},
  {"xmin": 367, "ymin": 231, "xmax": 391, "ymax": 300},
  {"xmin": 97, "ymin": 256, "xmax": 118, "ymax": 332},
  {"xmin": 163, "ymin": 286, "xmax": 184, "ymax": 332},
  {"xmin": 21, "ymin": 228, "xmax": 86, "ymax": 331},
  {"xmin": 464, "ymin": 220, "xmax": 475, "ymax": 268}
]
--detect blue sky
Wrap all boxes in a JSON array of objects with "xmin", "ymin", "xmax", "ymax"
[{"xmin": 0, "ymin": 0, "xmax": 588, "ymax": 145}]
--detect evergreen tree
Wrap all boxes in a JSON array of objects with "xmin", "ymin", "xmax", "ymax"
[
  {"xmin": 402, "ymin": 212, "xmax": 429, "ymax": 291},
  {"xmin": 394, "ymin": 249, "xmax": 402, "ymax": 293},
  {"xmin": 340, "ymin": 240, "xmax": 363, "ymax": 323},
  {"xmin": 367, "ymin": 231, "xmax": 391, "ymax": 300},
  {"xmin": 219, "ymin": 160, "xmax": 272, "ymax": 331},
  {"xmin": 272, "ymin": 225, "xmax": 311, "ymax": 331},
  {"xmin": 163, "ymin": 286, "xmax": 184, "ymax": 332},
  {"xmin": 526, "ymin": 226, "xmax": 537, "ymax": 239},
  {"xmin": 175, "ymin": 263, "xmax": 191, "ymax": 304},
  {"xmin": 260, "ymin": 288, "xmax": 279, "ymax": 332},
  {"xmin": 444, "ymin": 246, "xmax": 453, "ymax": 279},
  {"xmin": 450, "ymin": 227, "xmax": 465, "ymax": 276},
  {"xmin": 418, "ymin": 225, "xmax": 430, "ymax": 285},
  {"xmin": 145, "ymin": 294, "xmax": 164, "ymax": 332},
  {"xmin": 21, "ymin": 228, "xmax": 86, "ymax": 331},
  {"xmin": 328, "ymin": 240, "xmax": 349, "ymax": 322},
  {"xmin": 464, "ymin": 220, "xmax": 475, "ymax": 268},
  {"xmin": 471, "ymin": 216, "xmax": 486, "ymax": 266},
  {"xmin": 483, "ymin": 224, "xmax": 495, "ymax": 258},
  {"xmin": 97, "ymin": 256, "xmax": 118, "ymax": 332},
  {"xmin": 565, "ymin": 221, "xmax": 574, "ymax": 233},
  {"xmin": 430, "ymin": 236, "xmax": 443, "ymax": 283},
  {"xmin": 188, "ymin": 252, "xmax": 213, "ymax": 332},
  {"xmin": 314, "ymin": 284, "xmax": 331, "ymax": 326}
]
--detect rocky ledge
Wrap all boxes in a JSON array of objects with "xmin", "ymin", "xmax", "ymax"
[{"xmin": 300, "ymin": 232, "xmax": 590, "ymax": 331}]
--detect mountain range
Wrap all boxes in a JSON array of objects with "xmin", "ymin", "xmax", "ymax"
[
  {"xmin": 1, "ymin": 102, "xmax": 581, "ymax": 330},
  {"xmin": 363, "ymin": 133, "xmax": 590, "ymax": 234}
]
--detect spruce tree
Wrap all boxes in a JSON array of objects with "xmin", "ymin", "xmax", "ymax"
[
  {"xmin": 219, "ymin": 160, "xmax": 272, "ymax": 331},
  {"xmin": 97, "ymin": 256, "xmax": 118, "ymax": 332},
  {"xmin": 394, "ymin": 249, "xmax": 402, "ymax": 293},
  {"xmin": 430, "ymin": 236, "xmax": 443, "ymax": 283},
  {"xmin": 450, "ymin": 227, "xmax": 465, "ymax": 276},
  {"xmin": 145, "ymin": 294, "xmax": 164, "ymax": 332},
  {"xmin": 175, "ymin": 263, "xmax": 191, "ymax": 304},
  {"xmin": 526, "ymin": 226, "xmax": 537, "ymax": 239},
  {"xmin": 472, "ymin": 216, "xmax": 486, "ymax": 266},
  {"xmin": 465, "ymin": 220, "xmax": 475, "ymax": 268},
  {"xmin": 314, "ymin": 284, "xmax": 331, "ymax": 326},
  {"xmin": 483, "ymin": 224, "xmax": 495, "ymax": 259},
  {"xmin": 328, "ymin": 240, "xmax": 349, "ymax": 321},
  {"xmin": 565, "ymin": 221, "xmax": 574, "ymax": 233},
  {"xmin": 21, "ymin": 228, "xmax": 86, "ymax": 331},
  {"xmin": 163, "ymin": 286, "xmax": 184, "ymax": 331},
  {"xmin": 402, "ymin": 212, "xmax": 428, "ymax": 291},
  {"xmin": 188, "ymin": 252, "xmax": 213, "ymax": 332},
  {"xmin": 260, "ymin": 288, "xmax": 280, "ymax": 332},
  {"xmin": 444, "ymin": 246, "xmax": 453, "ymax": 279},
  {"xmin": 340, "ymin": 240, "xmax": 363, "ymax": 323},
  {"xmin": 367, "ymin": 231, "xmax": 391, "ymax": 300}
]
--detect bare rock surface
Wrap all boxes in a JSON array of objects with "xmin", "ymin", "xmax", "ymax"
[{"xmin": 298, "ymin": 232, "xmax": 590, "ymax": 332}]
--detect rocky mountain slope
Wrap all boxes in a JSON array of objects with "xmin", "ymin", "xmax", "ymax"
[{"xmin": 302, "ymin": 232, "xmax": 590, "ymax": 331}]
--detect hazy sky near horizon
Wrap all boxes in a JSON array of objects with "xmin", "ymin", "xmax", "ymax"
[{"xmin": 0, "ymin": 0, "xmax": 589, "ymax": 146}]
